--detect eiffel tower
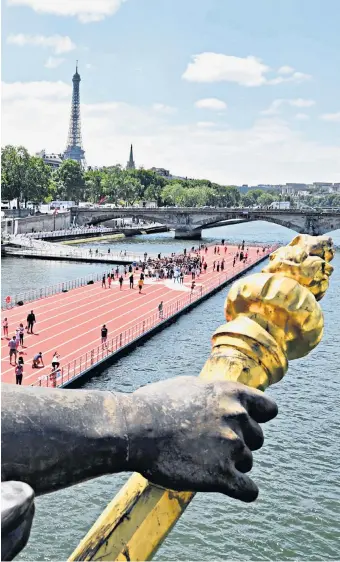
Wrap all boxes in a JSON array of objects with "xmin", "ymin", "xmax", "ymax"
[{"xmin": 64, "ymin": 62, "xmax": 86, "ymax": 167}]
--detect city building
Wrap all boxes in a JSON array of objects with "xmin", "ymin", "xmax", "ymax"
[
  {"xmin": 64, "ymin": 63, "xmax": 86, "ymax": 167},
  {"xmin": 36, "ymin": 150, "xmax": 63, "ymax": 169},
  {"xmin": 126, "ymin": 144, "xmax": 136, "ymax": 170},
  {"xmin": 151, "ymin": 167, "xmax": 171, "ymax": 177}
]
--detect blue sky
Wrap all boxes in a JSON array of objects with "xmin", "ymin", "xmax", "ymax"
[{"xmin": 2, "ymin": 0, "xmax": 340, "ymax": 183}]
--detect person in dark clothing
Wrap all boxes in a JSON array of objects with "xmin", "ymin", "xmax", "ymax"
[
  {"xmin": 129, "ymin": 274, "xmax": 134, "ymax": 289},
  {"xmin": 15, "ymin": 364, "xmax": 23, "ymax": 385},
  {"xmin": 26, "ymin": 311, "xmax": 35, "ymax": 334},
  {"xmin": 101, "ymin": 325, "xmax": 108, "ymax": 347},
  {"xmin": 119, "ymin": 275, "xmax": 124, "ymax": 290}
]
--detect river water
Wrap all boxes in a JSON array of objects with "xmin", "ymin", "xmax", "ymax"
[{"xmin": 3, "ymin": 222, "xmax": 339, "ymax": 561}]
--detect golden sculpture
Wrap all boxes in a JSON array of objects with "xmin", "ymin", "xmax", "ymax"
[
  {"xmin": 264, "ymin": 245, "xmax": 333, "ymax": 300},
  {"xmin": 69, "ymin": 234, "xmax": 335, "ymax": 562},
  {"xmin": 288, "ymin": 233, "xmax": 335, "ymax": 262}
]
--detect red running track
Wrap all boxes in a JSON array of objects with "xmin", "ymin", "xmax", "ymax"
[{"xmin": 1, "ymin": 245, "xmax": 272, "ymax": 386}]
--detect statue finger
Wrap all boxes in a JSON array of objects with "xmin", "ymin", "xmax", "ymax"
[
  {"xmin": 236, "ymin": 386, "xmax": 278, "ymax": 423},
  {"xmin": 218, "ymin": 469, "xmax": 259, "ymax": 502}
]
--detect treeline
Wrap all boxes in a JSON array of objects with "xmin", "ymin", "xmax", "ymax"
[
  {"xmin": 1, "ymin": 145, "xmax": 243, "ymax": 207},
  {"xmin": 2, "ymin": 145, "xmax": 339, "ymax": 209}
]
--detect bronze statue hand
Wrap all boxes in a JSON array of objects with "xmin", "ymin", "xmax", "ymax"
[
  {"xmin": 1, "ymin": 481, "xmax": 35, "ymax": 561},
  {"xmin": 124, "ymin": 376, "xmax": 278, "ymax": 502}
]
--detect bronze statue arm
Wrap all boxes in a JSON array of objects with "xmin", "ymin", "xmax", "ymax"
[
  {"xmin": 1, "ymin": 384, "xmax": 129, "ymax": 496},
  {"xmin": 2, "ymin": 379, "xmax": 277, "ymax": 499},
  {"xmin": 2, "ymin": 378, "xmax": 277, "ymax": 560}
]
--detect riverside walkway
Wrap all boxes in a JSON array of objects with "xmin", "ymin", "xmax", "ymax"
[
  {"xmin": 1, "ymin": 243, "xmax": 276, "ymax": 388},
  {"xmin": 3, "ymin": 235, "xmax": 153, "ymax": 264}
]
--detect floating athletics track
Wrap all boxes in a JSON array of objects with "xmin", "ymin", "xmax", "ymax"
[{"xmin": 1, "ymin": 244, "xmax": 276, "ymax": 388}]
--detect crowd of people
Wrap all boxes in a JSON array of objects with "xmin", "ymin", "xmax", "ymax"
[
  {"xmin": 3, "ymin": 310, "xmax": 60, "ymax": 386},
  {"xmin": 2, "ymin": 239, "xmax": 271, "ymax": 389}
]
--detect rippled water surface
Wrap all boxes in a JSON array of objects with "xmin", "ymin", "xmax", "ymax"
[{"xmin": 2, "ymin": 222, "xmax": 340, "ymax": 561}]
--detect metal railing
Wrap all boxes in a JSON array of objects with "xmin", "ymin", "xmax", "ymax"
[
  {"xmin": 3, "ymin": 246, "xmax": 149, "ymax": 263},
  {"xmin": 1, "ymin": 270, "xmax": 111, "ymax": 310},
  {"xmin": 31, "ymin": 248, "xmax": 276, "ymax": 389},
  {"xmin": 26, "ymin": 226, "xmax": 143, "ymax": 239}
]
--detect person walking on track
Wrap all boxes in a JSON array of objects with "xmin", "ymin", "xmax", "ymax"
[
  {"xmin": 102, "ymin": 274, "xmax": 106, "ymax": 288},
  {"xmin": 15, "ymin": 362, "xmax": 23, "ymax": 385},
  {"xmin": 158, "ymin": 301, "xmax": 163, "ymax": 319},
  {"xmin": 129, "ymin": 273, "xmax": 134, "ymax": 289},
  {"xmin": 19, "ymin": 323, "xmax": 25, "ymax": 347},
  {"xmin": 3, "ymin": 318, "xmax": 9, "ymax": 338},
  {"xmin": 107, "ymin": 274, "xmax": 112, "ymax": 289},
  {"xmin": 119, "ymin": 275, "xmax": 124, "ymax": 290},
  {"xmin": 101, "ymin": 324, "xmax": 108, "ymax": 348},
  {"xmin": 26, "ymin": 310, "xmax": 36, "ymax": 334},
  {"xmin": 8, "ymin": 337, "xmax": 17, "ymax": 366},
  {"xmin": 138, "ymin": 277, "xmax": 144, "ymax": 294}
]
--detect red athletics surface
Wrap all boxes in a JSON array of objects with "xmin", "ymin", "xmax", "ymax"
[{"xmin": 1, "ymin": 244, "xmax": 273, "ymax": 386}]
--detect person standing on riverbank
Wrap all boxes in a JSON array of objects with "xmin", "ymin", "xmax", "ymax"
[{"xmin": 26, "ymin": 311, "xmax": 35, "ymax": 334}]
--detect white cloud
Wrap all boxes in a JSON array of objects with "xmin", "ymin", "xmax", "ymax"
[
  {"xmin": 152, "ymin": 103, "xmax": 177, "ymax": 114},
  {"xmin": 1, "ymin": 80, "xmax": 71, "ymax": 100},
  {"xmin": 277, "ymin": 65, "xmax": 295, "ymax": 75},
  {"xmin": 7, "ymin": 33, "xmax": 76, "ymax": 54},
  {"xmin": 269, "ymin": 71, "xmax": 311, "ymax": 85},
  {"xmin": 290, "ymin": 98, "xmax": 315, "ymax": 108},
  {"xmin": 183, "ymin": 53, "xmax": 269, "ymax": 86},
  {"xmin": 45, "ymin": 57, "xmax": 65, "ymax": 69},
  {"xmin": 262, "ymin": 98, "xmax": 315, "ymax": 115},
  {"xmin": 295, "ymin": 113, "xmax": 310, "ymax": 121},
  {"xmin": 320, "ymin": 112, "xmax": 340, "ymax": 123},
  {"xmin": 195, "ymin": 98, "xmax": 227, "ymax": 111},
  {"xmin": 196, "ymin": 122, "xmax": 216, "ymax": 128},
  {"xmin": 7, "ymin": 0, "xmax": 126, "ymax": 23},
  {"xmin": 86, "ymin": 63, "xmax": 93, "ymax": 69},
  {"xmin": 2, "ymin": 80, "xmax": 339, "ymax": 184},
  {"xmin": 182, "ymin": 52, "xmax": 310, "ymax": 87}
]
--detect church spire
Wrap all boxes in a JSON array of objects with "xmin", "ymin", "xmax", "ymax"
[{"xmin": 126, "ymin": 144, "xmax": 135, "ymax": 169}]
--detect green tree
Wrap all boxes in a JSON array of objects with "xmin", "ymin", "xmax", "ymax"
[
  {"xmin": 55, "ymin": 159, "xmax": 85, "ymax": 203},
  {"xmin": 84, "ymin": 169, "xmax": 103, "ymax": 203},
  {"xmin": 24, "ymin": 156, "xmax": 51, "ymax": 206},
  {"xmin": 257, "ymin": 193, "xmax": 274, "ymax": 207},
  {"xmin": 102, "ymin": 167, "xmax": 123, "ymax": 204},
  {"xmin": 1, "ymin": 145, "xmax": 31, "ymax": 205}
]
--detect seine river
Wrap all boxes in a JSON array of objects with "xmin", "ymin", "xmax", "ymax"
[{"xmin": 3, "ymin": 222, "xmax": 339, "ymax": 561}]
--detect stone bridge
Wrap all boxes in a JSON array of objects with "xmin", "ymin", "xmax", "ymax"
[{"xmin": 71, "ymin": 207, "xmax": 340, "ymax": 240}]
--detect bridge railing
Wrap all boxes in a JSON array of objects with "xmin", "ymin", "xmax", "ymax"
[
  {"xmin": 31, "ymin": 248, "xmax": 277, "ymax": 389},
  {"xmin": 26, "ymin": 226, "xmax": 141, "ymax": 239}
]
